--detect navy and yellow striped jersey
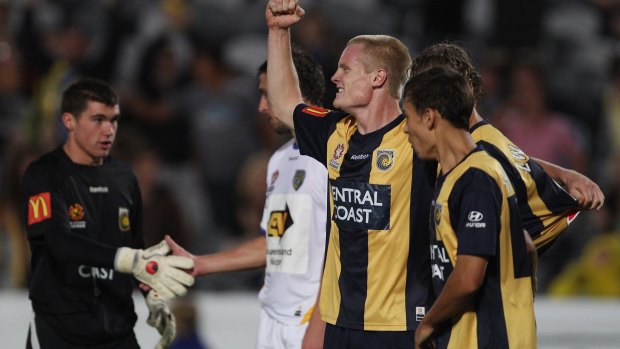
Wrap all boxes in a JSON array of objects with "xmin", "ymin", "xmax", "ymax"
[
  {"xmin": 471, "ymin": 120, "xmax": 579, "ymax": 253},
  {"xmin": 431, "ymin": 146, "xmax": 536, "ymax": 349},
  {"xmin": 293, "ymin": 104, "xmax": 435, "ymax": 331}
]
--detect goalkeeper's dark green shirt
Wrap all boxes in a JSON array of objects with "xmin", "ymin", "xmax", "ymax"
[{"xmin": 22, "ymin": 146, "xmax": 144, "ymax": 344}]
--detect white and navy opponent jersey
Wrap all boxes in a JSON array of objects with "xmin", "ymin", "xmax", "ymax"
[{"xmin": 258, "ymin": 139, "xmax": 328, "ymax": 326}]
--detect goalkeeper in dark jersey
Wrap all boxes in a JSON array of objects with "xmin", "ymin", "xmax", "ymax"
[{"xmin": 23, "ymin": 79, "xmax": 194, "ymax": 349}]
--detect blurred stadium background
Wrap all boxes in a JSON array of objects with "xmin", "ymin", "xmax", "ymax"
[{"xmin": 1, "ymin": 0, "xmax": 620, "ymax": 347}]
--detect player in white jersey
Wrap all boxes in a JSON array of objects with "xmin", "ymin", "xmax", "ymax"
[
  {"xmin": 166, "ymin": 49, "xmax": 329, "ymax": 349},
  {"xmin": 257, "ymin": 136, "xmax": 328, "ymax": 348}
]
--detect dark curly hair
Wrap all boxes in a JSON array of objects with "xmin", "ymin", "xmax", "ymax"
[
  {"xmin": 411, "ymin": 42, "xmax": 483, "ymax": 104},
  {"xmin": 258, "ymin": 46, "xmax": 325, "ymax": 106}
]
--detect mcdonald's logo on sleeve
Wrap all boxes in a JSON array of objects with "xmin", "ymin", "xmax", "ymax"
[{"xmin": 28, "ymin": 192, "xmax": 52, "ymax": 225}]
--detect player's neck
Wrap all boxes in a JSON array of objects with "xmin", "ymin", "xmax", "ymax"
[
  {"xmin": 63, "ymin": 142, "xmax": 104, "ymax": 166},
  {"xmin": 437, "ymin": 129, "xmax": 476, "ymax": 175},
  {"xmin": 468, "ymin": 108, "xmax": 484, "ymax": 128},
  {"xmin": 352, "ymin": 98, "xmax": 401, "ymax": 134}
]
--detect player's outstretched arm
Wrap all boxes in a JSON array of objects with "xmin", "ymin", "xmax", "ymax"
[
  {"xmin": 165, "ymin": 234, "xmax": 266, "ymax": 277},
  {"xmin": 115, "ymin": 240, "xmax": 194, "ymax": 300},
  {"xmin": 534, "ymin": 158, "xmax": 605, "ymax": 210},
  {"xmin": 266, "ymin": 0, "xmax": 305, "ymax": 130}
]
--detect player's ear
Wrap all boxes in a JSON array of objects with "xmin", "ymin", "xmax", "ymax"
[
  {"xmin": 371, "ymin": 69, "xmax": 387, "ymax": 88},
  {"xmin": 423, "ymin": 108, "xmax": 436, "ymax": 130},
  {"xmin": 61, "ymin": 112, "xmax": 76, "ymax": 131}
]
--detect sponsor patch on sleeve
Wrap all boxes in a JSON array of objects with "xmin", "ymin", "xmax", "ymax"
[
  {"xmin": 28, "ymin": 192, "xmax": 52, "ymax": 225},
  {"xmin": 301, "ymin": 106, "xmax": 330, "ymax": 118}
]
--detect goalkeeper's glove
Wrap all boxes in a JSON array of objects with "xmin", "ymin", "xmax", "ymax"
[
  {"xmin": 146, "ymin": 291, "xmax": 177, "ymax": 349},
  {"xmin": 115, "ymin": 240, "xmax": 194, "ymax": 300}
]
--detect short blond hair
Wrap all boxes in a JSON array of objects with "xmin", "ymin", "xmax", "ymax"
[{"xmin": 347, "ymin": 35, "xmax": 412, "ymax": 99}]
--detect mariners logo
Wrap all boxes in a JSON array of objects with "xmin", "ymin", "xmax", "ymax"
[
  {"xmin": 329, "ymin": 143, "xmax": 345, "ymax": 170},
  {"xmin": 293, "ymin": 170, "xmax": 306, "ymax": 191},
  {"xmin": 376, "ymin": 149, "xmax": 394, "ymax": 172},
  {"xmin": 434, "ymin": 203, "xmax": 442, "ymax": 227},
  {"xmin": 118, "ymin": 207, "xmax": 130, "ymax": 232},
  {"xmin": 69, "ymin": 203, "xmax": 84, "ymax": 221}
]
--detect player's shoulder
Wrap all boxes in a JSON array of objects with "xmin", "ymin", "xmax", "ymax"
[
  {"xmin": 470, "ymin": 119, "xmax": 504, "ymax": 141},
  {"xmin": 297, "ymin": 103, "xmax": 349, "ymax": 121},
  {"xmin": 452, "ymin": 148, "xmax": 504, "ymax": 183},
  {"xmin": 24, "ymin": 148, "xmax": 65, "ymax": 177},
  {"xmin": 104, "ymin": 156, "xmax": 137, "ymax": 178}
]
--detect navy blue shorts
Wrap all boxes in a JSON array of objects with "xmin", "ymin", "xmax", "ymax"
[{"xmin": 324, "ymin": 323, "xmax": 415, "ymax": 349}]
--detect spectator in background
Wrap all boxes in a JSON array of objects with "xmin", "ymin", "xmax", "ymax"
[
  {"xmin": 111, "ymin": 126, "xmax": 190, "ymax": 249},
  {"xmin": 178, "ymin": 44, "xmax": 259, "ymax": 237},
  {"xmin": 16, "ymin": 0, "xmax": 113, "ymax": 150},
  {"xmin": 0, "ymin": 1, "xmax": 29, "ymax": 153},
  {"xmin": 474, "ymin": 47, "xmax": 510, "ymax": 121},
  {"xmin": 601, "ymin": 44, "xmax": 620, "ymax": 189},
  {"xmin": 118, "ymin": 35, "xmax": 192, "ymax": 166},
  {"xmin": 497, "ymin": 52, "xmax": 587, "ymax": 174},
  {"xmin": 495, "ymin": 51, "xmax": 602, "ymax": 291}
]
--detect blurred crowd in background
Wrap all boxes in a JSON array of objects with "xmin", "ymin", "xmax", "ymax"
[{"xmin": 1, "ymin": 0, "xmax": 620, "ymax": 297}]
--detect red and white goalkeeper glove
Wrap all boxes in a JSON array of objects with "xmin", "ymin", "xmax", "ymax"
[{"xmin": 115, "ymin": 240, "xmax": 194, "ymax": 300}]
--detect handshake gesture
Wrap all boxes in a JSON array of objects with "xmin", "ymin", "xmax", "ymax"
[
  {"xmin": 115, "ymin": 240, "xmax": 195, "ymax": 300},
  {"xmin": 115, "ymin": 240, "xmax": 192, "ymax": 348}
]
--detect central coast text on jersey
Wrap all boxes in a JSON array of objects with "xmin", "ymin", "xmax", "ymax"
[{"xmin": 330, "ymin": 180, "xmax": 391, "ymax": 230}]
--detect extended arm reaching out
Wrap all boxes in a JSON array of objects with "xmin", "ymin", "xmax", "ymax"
[
  {"xmin": 165, "ymin": 235, "xmax": 266, "ymax": 277},
  {"xmin": 535, "ymin": 158, "xmax": 604, "ymax": 210}
]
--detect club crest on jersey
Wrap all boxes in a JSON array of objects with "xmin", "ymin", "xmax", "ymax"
[
  {"xmin": 293, "ymin": 170, "xmax": 306, "ymax": 191},
  {"xmin": 119, "ymin": 207, "xmax": 130, "ymax": 232},
  {"xmin": 28, "ymin": 192, "xmax": 52, "ymax": 225},
  {"xmin": 434, "ymin": 203, "xmax": 442, "ymax": 227},
  {"xmin": 329, "ymin": 143, "xmax": 345, "ymax": 170},
  {"xmin": 69, "ymin": 203, "xmax": 86, "ymax": 229},
  {"xmin": 375, "ymin": 149, "xmax": 394, "ymax": 172}
]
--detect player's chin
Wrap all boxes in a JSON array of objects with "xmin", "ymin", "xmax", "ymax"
[
  {"xmin": 332, "ymin": 96, "xmax": 343, "ymax": 109},
  {"xmin": 97, "ymin": 143, "xmax": 112, "ymax": 153}
]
